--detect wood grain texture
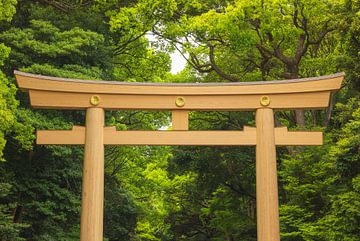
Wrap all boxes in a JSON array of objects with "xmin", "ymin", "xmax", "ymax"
[
  {"xmin": 172, "ymin": 110, "xmax": 189, "ymax": 130},
  {"xmin": 28, "ymin": 89, "xmax": 331, "ymax": 110},
  {"xmin": 80, "ymin": 108, "xmax": 104, "ymax": 241},
  {"xmin": 36, "ymin": 127, "xmax": 322, "ymax": 146},
  {"xmin": 16, "ymin": 71, "xmax": 343, "ymax": 110},
  {"xmin": 256, "ymin": 108, "xmax": 280, "ymax": 241}
]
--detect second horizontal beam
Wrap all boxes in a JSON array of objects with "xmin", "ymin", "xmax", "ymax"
[{"xmin": 37, "ymin": 127, "xmax": 322, "ymax": 146}]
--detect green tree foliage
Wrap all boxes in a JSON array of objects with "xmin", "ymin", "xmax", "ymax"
[
  {"xmin": 0, "ymin": 182, "xmax": 28, "ymax": 241},
  {"xmin": 110, "ymin": 0, "xmax": 345, "ymax": 80},
  {"xmin": 0, "ymin": 1, "xmax": 34, "ymax": 239},
  {"xmin": 318, "ymin": 98, "xmax": 360, "ymax": 240},
  {"xmin": 115, "ymin": 147, "xmax": 195, "ymax": 240},
  {"xmin": 0, "ymin": 19, "xmax": 111, "ymax": 78},
  {"xmin": 0, "ymin": 0, "xmax": 16, "ymax": 22},
  {"xmin": 279, "ymin": 98, "xmax": 360, "ymax": 241},
  {"xmin": 0, "ymin": 0, "xmax": 359, "ymax": 240},
  {"xmin": 0, "ymin": 48, "xmax": 16, "ymax": 161},
  {"xmin": 0, "ymin": 0, "xmax": 17, "ymax": 161}
]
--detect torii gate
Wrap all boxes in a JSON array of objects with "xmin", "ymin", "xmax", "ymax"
[{"xmin": 15, "ymin": 70, "xmax": 344, "ymax": 241}]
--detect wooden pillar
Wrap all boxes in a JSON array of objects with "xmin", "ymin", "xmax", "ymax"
[
  {"xmin": 255, "ymin": 108, "xmax": 280, "ymax": 241},
  {"xmin": 80, "ymin": 108, "xmax": 104, "ymax": 241},
  {"xmin": 172, "ymin": 110, "xmax": 189, "ymax": 130}
]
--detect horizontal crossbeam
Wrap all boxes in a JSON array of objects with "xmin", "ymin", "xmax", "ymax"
[
  {"xmin": 29, "ymin": 90, "xmax": 331, "ymax": 110},
  {"xmin": 37, "ymin": 126, "xmax": 322, "ymax": 146}
]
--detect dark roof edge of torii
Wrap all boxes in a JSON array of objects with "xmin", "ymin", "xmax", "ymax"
[
  {"xmin": 14, "ymin": 70, "xmax": 344, "ymax": 97},
  {"xmin": 14, "ymin": 70, "xmax": 344, "ymax": 87}
]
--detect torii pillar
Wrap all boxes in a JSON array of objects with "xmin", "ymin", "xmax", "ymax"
[
  {"xmin": 15, "ymin": 71, "xmax": 344, "ymax": 241},
  {"xmin": 256, "ymin": 107, "xmax": 279, "ymax": 240},
  {"xmin": 81, "ymin": 107, "xmax": 104, "ymax": 241}
]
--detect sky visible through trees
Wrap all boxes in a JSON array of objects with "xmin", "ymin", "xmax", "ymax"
[{"xmin": 146, "ymin": 32, "xmax": 186, "ymax": 74}]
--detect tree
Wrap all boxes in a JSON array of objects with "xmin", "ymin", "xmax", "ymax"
[
  {"xmin": 0, "ymin": 1, "xmax": 34, "ymax": 239},
  {"xmin": 110, "ymin": 0, "xmax": 345, "ymax": 125}
]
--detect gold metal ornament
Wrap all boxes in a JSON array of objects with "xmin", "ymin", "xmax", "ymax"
[
  {"xmin": 90, "ymin": 95, "xmax": 101, "ymax": 106},
  {"xmin": 175, "ymin": 97, "xmax": 185, "ymax": 107},
  {"xmin": 260, "ymin": 96, "xmax": 270, "ymax": 106}
]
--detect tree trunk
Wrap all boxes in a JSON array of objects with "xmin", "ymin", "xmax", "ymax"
[
  {"xmin": 13, "ymin": 204, "xmax": 23, "ymax": 223},
  {"xmin": 295, "ymin": 110, "xmax": 305, "ymax": 126},
  {"xmin": 284, "ymin": 67, "xmax": 306, "ymax": 126}
]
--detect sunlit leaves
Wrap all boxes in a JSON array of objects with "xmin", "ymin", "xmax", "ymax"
[
  {"xmin": 0, "ymin": 0, "xmax": 17, "ymax": 22},
  {"xmin": 0, "ymin": 20, "xmax": 111, "ymax": 72}
]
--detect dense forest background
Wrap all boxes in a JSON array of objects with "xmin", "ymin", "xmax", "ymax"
[{"xmin": 0, "ymin": 0, "xmax": 359, "ymax": 240}]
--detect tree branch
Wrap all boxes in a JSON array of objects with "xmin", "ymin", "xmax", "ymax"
[
  {"xmin": 223, "ymin": 182, "xmax": 255, "ymax": 199},
  {"xmin": 208, "ymin": 45, "xmax": 240, "ymax": 82}
]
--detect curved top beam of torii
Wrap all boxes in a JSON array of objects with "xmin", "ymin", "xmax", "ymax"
[{"xmin": 15, "ymin": 70, "xmax": 344, "ymax": 110}]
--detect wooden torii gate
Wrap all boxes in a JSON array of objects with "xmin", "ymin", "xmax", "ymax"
[{"xmin": 15, "ymin": 70, "xmax": 344, "ymax": 241}]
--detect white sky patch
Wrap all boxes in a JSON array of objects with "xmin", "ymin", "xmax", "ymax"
[
  {"xmin": 146, "ymin": 32, "xmax": 187, "ymax": 74},
  {"xmin": 170, "ymin": 50, "xmax": 187, "ymax": 74}
]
